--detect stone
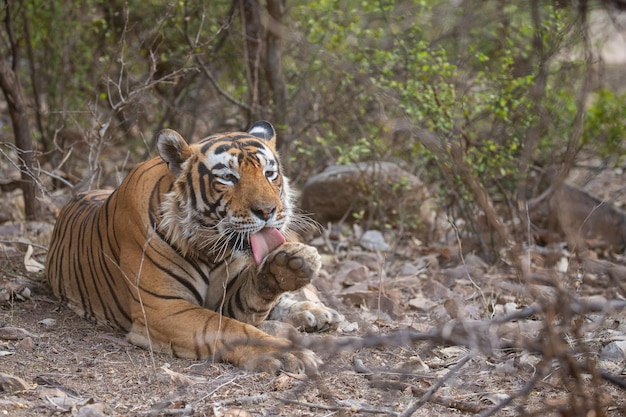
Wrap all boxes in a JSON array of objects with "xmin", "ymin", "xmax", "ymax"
[
  {"xmin": 300, "ymin": 162, "xmax": 433, "ymax": 231},
  {"xmin": 600, "ymin": 341, "xmax": 626, "ymax": 361},
  {"xmin": 359, "ymin": 230, "xmax": 389, "ymax": 251}
]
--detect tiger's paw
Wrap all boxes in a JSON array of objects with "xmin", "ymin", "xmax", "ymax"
[
  {"xmin": 239, "ymin": 344, "xmax": 321, "ymax": 375},
  {"xmin": 257, "ymin": 243, "xmax": 322, "ymax": 299},
  {"xmin": 270, "ymin": 292, "xmax": 345, "ymax": 332}
]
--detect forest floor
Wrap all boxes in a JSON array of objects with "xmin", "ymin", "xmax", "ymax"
[{"xmin": 1, "ymin": 167, "xmax": 626, "ymax": 417}]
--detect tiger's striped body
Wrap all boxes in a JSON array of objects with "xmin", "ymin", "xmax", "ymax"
[{"xmin": 46, "ymin": 122, "xmax": 332, "ymax": 372}]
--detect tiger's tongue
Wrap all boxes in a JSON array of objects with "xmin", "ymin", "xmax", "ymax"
[{"xmin": 250, "ymin": 227, "xmax": 286, "ymax": 265}]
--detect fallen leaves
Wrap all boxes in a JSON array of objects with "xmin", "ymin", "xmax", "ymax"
[
  {"xmin": 160, "ymin": 364, "xmax": 208, "ymax": 386},
  {"xmin": 407, "ymin": 296, "xmax": 437, "ymax": 312},
  {"xmin": 0, "ymin": 279, "xmax": 31, "ymax": 305},
  {"xmin": 213, "ymin": 406, "xmax": 252, "ymax": 417},
  {"xmin": 23, "ymin": 245, "xmax": 44, "ymax": 273},
  {"xmin": 39, "ymin": 386, "xmax": 91, "ymax": 411}
]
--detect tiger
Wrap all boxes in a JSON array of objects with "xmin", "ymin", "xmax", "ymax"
[{"xmin": 45, "ymin": 121, "xmax": 341, "ymax": 373}]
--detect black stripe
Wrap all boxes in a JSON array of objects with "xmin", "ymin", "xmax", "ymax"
[
  {"xmin": 212, "ymin": 143, "xmax": 233, "ymax": 154},
  {"xmin": 171, "ymin": 306, "xmax": 203, "ymax": 316},
  {"xmin": 136, "ymin": 284, "xmax": 189, "ymax": 301},
  {"xmin": 211, "ymin": 162, "xmax": 227, "ymax": 171},
  {"xmin": 95, "ymin": 204, "xmax": 132, "ymax": 327},
  {"xmin": 240, "ymin": 139, "xmax": 265, "ymax": 149}
]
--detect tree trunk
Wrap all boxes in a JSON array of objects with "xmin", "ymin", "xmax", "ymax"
[
  {"xmin": 264, "ymin": 0, "xmax": 288, "ymax": 150},
  {"xmin": 239, "ymin": 0, "xmax": 288, "ymax": 148},
  {"xmin": 0, "ymin": 59, "xmax": 42, "ymax": 220},
  {"xmin": 240, "ymin": 0, "xmax": 263, "ymax": 122}
]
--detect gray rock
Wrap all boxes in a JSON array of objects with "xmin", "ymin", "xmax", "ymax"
[
  {"xmin": 359, "ymin": 230, "xmax": 389, "ymax": 251},
  {"xmin": 599, "ymin": 341, "xmax": 626, "ymax": 361},
  {"xmin": 300, "ymin": 162, "xmax": 433, "ymax": 231},
  {"xmin": 77, "ymin": 404, "xmax": 108, "ymax": 417}
]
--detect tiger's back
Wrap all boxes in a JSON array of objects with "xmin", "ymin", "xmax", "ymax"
[{"xmin": 46, "ymin": 158, "xmax": 172, "ymax": 332}]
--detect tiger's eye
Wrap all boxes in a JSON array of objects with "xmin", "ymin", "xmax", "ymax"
[{"xmin": 222, "ymin": 173, "xmax": 238, "ymax": 184}]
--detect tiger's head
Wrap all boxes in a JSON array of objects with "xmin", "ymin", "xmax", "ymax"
[{"xmin": 156, "ymin": 121, "xmax": 296, "ymax": 262}]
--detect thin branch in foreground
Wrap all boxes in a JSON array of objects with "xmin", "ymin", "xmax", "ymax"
[
  {"xmin": 0, "ymin": 239, "xmax": 48, "ymax": 251},
  {"xmin": 399, "ymin": 353, "xmax": 473, "ymax": 417},
  {"xmin": 477, "ymin": 367, "xmax": 545, "ymax": 417},
  {"xmin": 276, "ymin": 396, "xmax": 400, "ymax": 416},
  {"xmin": 370, "ymin": 378, "xmax": 486, "ymax": 415},
  {"xmin": 211, "ymin": 393, "xmax": 269, "ymax": 408}
]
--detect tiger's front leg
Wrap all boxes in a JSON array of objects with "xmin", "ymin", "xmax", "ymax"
[
  {"xmin": 125, "ymin": 243, "xmax": 323, "ymax": 374},
  {"xmin": 255, "ymin": 242, "xmax": 344, "ymax": 331},
  {"xmin": 127, "ymin": 297, "xmax": 320, "ymax": 374}
]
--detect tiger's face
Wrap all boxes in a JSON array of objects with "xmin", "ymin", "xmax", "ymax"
[{"xmin": 157, "ymin": 121, "xmax": 294, "ymax": 261}]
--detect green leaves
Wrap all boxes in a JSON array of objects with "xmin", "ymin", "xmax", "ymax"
[
  {"xmin": 287, "ymin": 0, "xmax": 625, "ymax": 245},
  {"xmin": 583, "ymin": 89, "xmax": 626, "ymax": 160}
]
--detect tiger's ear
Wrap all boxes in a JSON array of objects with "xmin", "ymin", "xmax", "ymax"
[
  {"xmin": 248, "ymin": 120, "xmax": 276, "ymax": 149},
  {"xmin": 157, "ymin": 129, "xmax": 192, "ymax": 176}
]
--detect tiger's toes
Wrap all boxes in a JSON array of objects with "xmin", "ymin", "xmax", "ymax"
[
  {"xmin": 278, "ymin": 300, "xmax": 345, "ymax": 332},
  {"xmin": 242, "ymin": 347, "xmax": 321, "ymax": 375},
  {"xmin": 265, "ymin": 243, "xmax": 321, "ymax": 292}
]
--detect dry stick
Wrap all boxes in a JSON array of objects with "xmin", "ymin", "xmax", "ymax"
[
  {"xmin": 213, "ymin": 261, "xmax": 230, "ymax": 365},
  {"xmin": 136, "ymin": 228, "xmax": 158, "ymax": 372},
  {"xmin": 607, "ymin": 267, "xmax": 626, "ymax": 301},
  {"xmin": 0, "ymin": 239, "xmax": 47, "ymax": 251},
  {"xmin": 303, "ymin": 295, "xmax": 626, "ymax": 356},
  {"xmin": 307, "ymin": 298, "xmax": 626, "ymax": 406},
  {"xmin": 276, "ymin": 396, "xmax": 399, "ymax": 416},
  {"xmin": 414, "ymin": 128, "xmax": 513, "ymax": 263},
  {"xmin": 0, "ymin": 144, "xmax": 47, "ymax": 198},
  {"xmin": 183, "ymin": 9, "xmax": 252, "ymax": 114},
  {"xmin": 597, "ymin": 368, "xmax": 626, "ymax": 389},
  {"xmin": 548, "ymin": 6, "xmax": 595, "ymax": 256},
  {"xmin": 369, "ymin": 379, "xmax": 484, "ymax": 414},
  {"xmin": 411, "ymin": 392, "xmax": 483, "ymax": 414},
  {"xmin": 477, "ymin": 368, "xmax": 545, "ymax": 417},
  {"xmin": 399, "ymin": 353, "xmax": 473, "ymax": 417},
  {"xmin": 212, "ymin": 393, "xmax": 269, "ymax": 408},
  {"xmin": 376, "ymin": 251, "xmax": 386, "ymax": 328},
  {"xmin": 198, "ymin": 375, "xmax": 243, "ymax": 402},
  {"xmin": 449, "ymin": 215, "xmax": 488, "ymax": 308}
]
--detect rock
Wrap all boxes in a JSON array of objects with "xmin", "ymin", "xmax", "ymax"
[
  {"xmin": 0, "ymin": 326, "xmax": 39, "ymax": 341},
  {"xmin": 17, "ymin": 337, "xmax": 34, "ymax": 352},
  {"xmin": 422, "ymin": 279, "xmax": 452, "ymax": 300},
  {"xmin": 399, "ymin": 263, "xmax": 420, "ymax": 276},
  {"xmin": 77, "ymin": 404, "xmax": 108, "ymax": 417},
  {"xmin": 38, "ymin": 318, "xmax": 57, "ymax": 327},
  {"xmin": 0, "ymin": 373, "xmax": 30, "ymax": 392},
  {"xmin": 359, "ymin": 230, "xmax": 389, "ymax": 251},
  {"xmin": 439, "ymin": 254, "xmax": 488, "ymax": 287},
  {"xmin": 0, "ymin": 280, "xmax": 33, "ymax": 306},
  {"xmin": 340, "ymin": 285, "xmax": 404, "ymax": 319},
  {"xmin": 300, "ymin": 162, "xmax": 433, "ymax": 231},
  {"xmin": 600, "ymin": 341, "xmax": 626, "ymax": 361},
  {"xmin": 408, "ymin": 297, "xmax": 437, "ymax": 311},
  {"xmin": 531, "ymin": 183, "xmax": 626, "ymax": 251},
  {"xmin": 336, "ymin": 261, "xmax": 370, "ymax": 285}
]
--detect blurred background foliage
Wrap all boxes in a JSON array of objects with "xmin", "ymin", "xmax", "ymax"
[{"xmin": 1, "ymin": 0, "xmax": 625, "ymax": 255}]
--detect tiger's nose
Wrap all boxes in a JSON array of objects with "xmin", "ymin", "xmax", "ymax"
[{"xmin": 251, "ymin": 204, "xmax": 277, "ymax": 221}]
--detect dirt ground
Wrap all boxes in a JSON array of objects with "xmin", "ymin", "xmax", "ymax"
[{"xmin": 1, "ymin": 170, "xmax": 626, "ymax": 416}]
